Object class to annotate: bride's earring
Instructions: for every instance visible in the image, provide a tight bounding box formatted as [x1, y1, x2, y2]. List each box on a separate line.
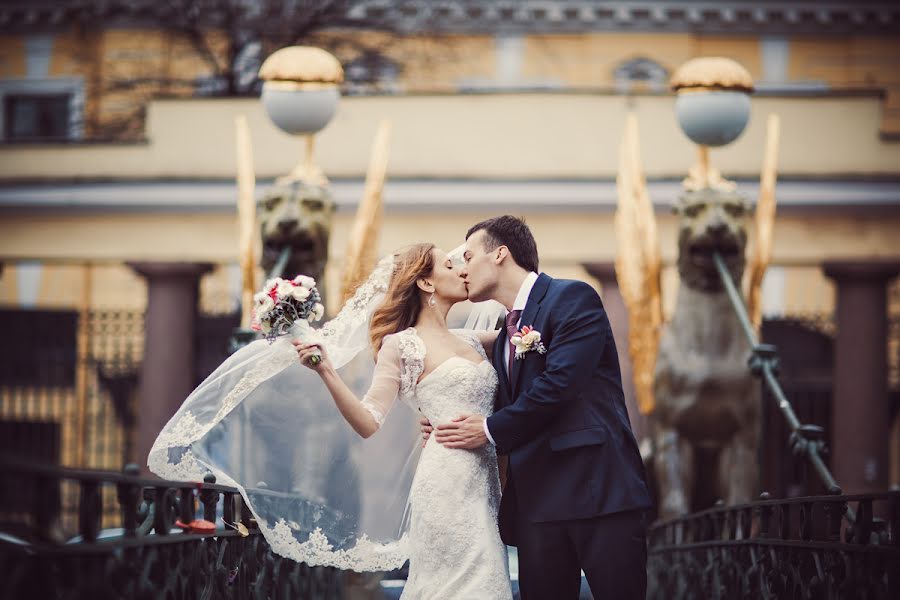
[429, 292, 436, 307]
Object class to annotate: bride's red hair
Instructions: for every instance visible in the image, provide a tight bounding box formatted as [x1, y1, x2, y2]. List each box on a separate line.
[369, 243, 435, 354]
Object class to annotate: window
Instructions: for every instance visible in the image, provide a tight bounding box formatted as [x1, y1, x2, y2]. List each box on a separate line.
[3, 93, 72, 141]
[0, 309, 77, 387]
[0, 78, 84, 142]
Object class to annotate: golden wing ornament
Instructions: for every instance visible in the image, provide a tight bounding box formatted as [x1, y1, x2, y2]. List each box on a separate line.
[340, 119, 392, 304]
[614, 113, 663, 415]
[745, 114, 780, 332]
[235, 115, 258, 329]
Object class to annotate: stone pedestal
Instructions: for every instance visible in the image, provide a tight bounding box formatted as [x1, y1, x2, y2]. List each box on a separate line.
[582, 262, 645, 441]
[823, 260, 899, 495]
[129, 262, 213, 472]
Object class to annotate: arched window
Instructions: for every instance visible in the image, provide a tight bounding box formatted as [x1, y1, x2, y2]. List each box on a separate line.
[344, 50, 402, 94]
[613, 57, 668, 92]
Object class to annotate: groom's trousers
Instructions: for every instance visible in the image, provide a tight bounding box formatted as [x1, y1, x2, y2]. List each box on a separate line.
[512, 482, 648, 600]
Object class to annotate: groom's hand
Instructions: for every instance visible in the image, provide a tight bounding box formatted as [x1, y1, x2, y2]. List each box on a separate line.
[435, 414, 487, 449]
[419, 416, 433, 448]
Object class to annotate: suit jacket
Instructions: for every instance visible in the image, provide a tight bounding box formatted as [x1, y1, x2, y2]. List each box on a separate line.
[486, 273, 652, 543]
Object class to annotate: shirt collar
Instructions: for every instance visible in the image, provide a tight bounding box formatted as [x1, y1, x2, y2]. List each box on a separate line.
[512, 272, 539, 312]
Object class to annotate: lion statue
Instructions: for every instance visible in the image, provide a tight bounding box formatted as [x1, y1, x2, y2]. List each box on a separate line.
[258, 180, 335, 287]
[651, 188, 761, 519]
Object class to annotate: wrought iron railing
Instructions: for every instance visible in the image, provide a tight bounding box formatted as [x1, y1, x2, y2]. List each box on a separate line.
[647, 491, 899, 599]
[711, 252, 842, 498]
[0, 456, 342, 599]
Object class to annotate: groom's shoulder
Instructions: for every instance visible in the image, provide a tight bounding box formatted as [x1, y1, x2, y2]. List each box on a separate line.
[546, 276, 598, 298]
[541, 277, 601, 310]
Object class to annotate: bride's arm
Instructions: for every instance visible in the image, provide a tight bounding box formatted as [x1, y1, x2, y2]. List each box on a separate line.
[295, 336, 402, 439]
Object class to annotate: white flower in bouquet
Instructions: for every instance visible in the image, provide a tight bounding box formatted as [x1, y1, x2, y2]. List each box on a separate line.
[255, 292, 275, 315]
[293, 275, 316, 289]
[313, 303, 325, 321]
[276, 279, 295, 298]
[291, 286, 311, 302]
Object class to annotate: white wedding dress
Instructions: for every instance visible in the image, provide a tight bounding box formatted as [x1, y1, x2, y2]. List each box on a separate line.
[148, 250, 512, 595]
[362, 327, 512, 600]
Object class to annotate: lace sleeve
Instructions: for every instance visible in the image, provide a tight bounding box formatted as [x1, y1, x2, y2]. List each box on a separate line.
[360, 335, 402, 428]
[396, 329, 425, 400]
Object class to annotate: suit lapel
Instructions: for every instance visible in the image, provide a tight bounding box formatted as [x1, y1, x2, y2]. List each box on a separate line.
[511, 273, 551, 398]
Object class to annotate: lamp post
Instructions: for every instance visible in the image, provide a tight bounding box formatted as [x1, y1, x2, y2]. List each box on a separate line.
[670, 57, 754, 192]
[259, 45, 344, 186]
[230, 46, 344, 354]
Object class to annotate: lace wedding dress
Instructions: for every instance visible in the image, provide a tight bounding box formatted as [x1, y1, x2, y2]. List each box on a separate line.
[365, 327, 511, 600]
[148, 249, 511, 594]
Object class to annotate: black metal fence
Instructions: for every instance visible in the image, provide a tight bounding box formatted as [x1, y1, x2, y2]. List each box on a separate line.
[0, 455, 342, 600]
[647, 491, 900, 599]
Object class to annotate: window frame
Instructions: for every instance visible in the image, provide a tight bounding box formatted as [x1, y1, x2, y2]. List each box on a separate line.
[0, 78, 84, 143]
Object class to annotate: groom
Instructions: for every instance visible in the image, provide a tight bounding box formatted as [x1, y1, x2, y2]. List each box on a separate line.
[430, 215, 652, 599]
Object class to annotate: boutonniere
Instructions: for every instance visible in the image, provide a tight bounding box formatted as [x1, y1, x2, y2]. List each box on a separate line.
[511, 326, 547, 359]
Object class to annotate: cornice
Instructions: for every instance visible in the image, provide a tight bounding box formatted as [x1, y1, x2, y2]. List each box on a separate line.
[1, 1, 898, 35]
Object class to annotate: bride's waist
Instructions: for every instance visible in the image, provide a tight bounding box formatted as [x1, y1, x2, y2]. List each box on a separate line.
[420, 439, 496, 463]
[419, 409, 492, 425]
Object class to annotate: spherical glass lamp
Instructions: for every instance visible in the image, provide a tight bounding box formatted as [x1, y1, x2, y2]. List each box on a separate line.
[258, 47, 345, 184]
[670, 57, 754, 190]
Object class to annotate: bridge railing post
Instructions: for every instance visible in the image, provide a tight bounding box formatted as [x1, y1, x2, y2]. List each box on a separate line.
[712, 252, 846, 508]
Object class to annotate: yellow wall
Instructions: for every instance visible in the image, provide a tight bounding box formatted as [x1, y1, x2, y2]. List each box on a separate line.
[521, 33, 689, 85]
[1, 93, 898, 180]
[0, 35, 26, 78]
[788, 36, 900, 134]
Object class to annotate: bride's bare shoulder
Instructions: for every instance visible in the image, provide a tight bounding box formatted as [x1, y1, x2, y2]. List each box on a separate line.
[451, 329, 500, 358]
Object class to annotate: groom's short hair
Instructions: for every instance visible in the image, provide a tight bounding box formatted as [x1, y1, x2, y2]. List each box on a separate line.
[466, 215, 539, 272]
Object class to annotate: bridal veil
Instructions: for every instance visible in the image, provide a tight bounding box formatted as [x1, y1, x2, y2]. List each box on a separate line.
[148, 246, 504, 571]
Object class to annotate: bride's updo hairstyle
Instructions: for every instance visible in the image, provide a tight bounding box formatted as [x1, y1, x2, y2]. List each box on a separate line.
[369, 243, 436, 353]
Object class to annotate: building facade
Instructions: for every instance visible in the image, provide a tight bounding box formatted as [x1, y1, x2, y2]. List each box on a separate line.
[0, 1, 898, 500]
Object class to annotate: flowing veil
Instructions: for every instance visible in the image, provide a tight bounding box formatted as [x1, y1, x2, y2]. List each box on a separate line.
[148, 246, 504, 571]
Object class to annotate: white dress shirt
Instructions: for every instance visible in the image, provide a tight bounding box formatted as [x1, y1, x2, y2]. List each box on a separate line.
[484, 271, 538, 446]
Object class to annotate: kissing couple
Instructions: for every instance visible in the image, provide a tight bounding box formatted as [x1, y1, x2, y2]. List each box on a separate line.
[294, 215, 652, 599]
[150, 215, 651, 599]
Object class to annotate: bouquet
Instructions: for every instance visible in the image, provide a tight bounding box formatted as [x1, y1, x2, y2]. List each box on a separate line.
[252, 274, 326, 364]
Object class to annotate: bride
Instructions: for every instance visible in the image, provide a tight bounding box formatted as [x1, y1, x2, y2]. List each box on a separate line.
[295, 243, 511, 599]
[148, 242, 511, 599]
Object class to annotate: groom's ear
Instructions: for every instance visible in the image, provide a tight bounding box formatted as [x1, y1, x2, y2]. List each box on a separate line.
[493, 245, 509, 265]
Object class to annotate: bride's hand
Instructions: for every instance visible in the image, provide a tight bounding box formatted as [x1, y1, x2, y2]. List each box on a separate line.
[293, 341, 331, 372]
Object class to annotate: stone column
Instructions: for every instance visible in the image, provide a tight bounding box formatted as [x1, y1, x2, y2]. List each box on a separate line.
[823, 260, 899, 495]
[582, 262, 646, 441]
[129, 262, 213, 472]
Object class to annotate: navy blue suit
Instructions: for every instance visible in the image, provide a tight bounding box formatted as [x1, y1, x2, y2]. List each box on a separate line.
[486, 273, 652, 599]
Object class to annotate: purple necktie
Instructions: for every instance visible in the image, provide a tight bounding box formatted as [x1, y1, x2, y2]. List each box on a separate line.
[505, 309, 522, 383]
